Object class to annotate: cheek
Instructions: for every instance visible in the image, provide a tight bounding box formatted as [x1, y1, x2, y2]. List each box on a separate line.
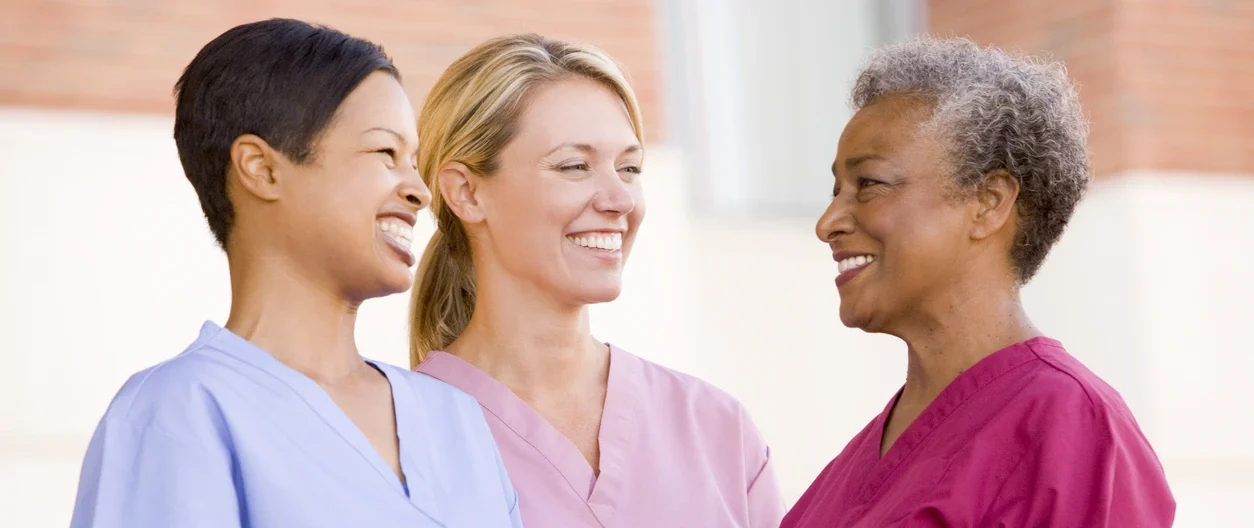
[494, 180, 581, 229]
[874, 200, 968, 279]
[533, 179, 601, 231]
[290, 168, 358, 226]
[321, 165, 390, 226]
[485, 180, 579, 258]
[490, 205, 545, 261]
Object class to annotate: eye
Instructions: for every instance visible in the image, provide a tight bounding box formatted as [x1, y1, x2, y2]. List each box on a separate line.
[375, 148, 396, 158]
[560, 162, 590, 172]
[619, 165, 641, 174]
[857, 177, 882, 189]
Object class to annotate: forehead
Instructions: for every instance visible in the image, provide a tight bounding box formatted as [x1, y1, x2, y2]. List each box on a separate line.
[324, 71, 416, 137]
[511, 77, 638, 152]
[838, 94, 936, 159]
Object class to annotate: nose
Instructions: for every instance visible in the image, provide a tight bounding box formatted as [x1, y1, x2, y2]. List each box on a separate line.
[594, 170, 636, 216]
[399, 165, 432, 211]
[815, 194, 854, 243]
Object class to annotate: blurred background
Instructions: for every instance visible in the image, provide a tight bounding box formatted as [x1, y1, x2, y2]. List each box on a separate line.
[1, 0, 1250, 526]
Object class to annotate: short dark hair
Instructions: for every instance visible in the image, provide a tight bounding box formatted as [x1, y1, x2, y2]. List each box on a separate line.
[173, 18, 399, 249]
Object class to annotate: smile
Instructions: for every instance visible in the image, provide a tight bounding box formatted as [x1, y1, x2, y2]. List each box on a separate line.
[837, 254, 875, 273]
[378, 218, 414, 249]
[378, 218, 416, 266]
[567, 232, 623, 252]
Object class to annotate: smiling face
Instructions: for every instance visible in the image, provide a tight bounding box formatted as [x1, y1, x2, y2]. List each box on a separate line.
[815, 94, 977, 332]
[470, 77, 645, 307]
[272, 71, 431, 301]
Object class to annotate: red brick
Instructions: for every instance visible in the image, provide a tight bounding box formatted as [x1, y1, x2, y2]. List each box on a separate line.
[929, 0, 1254, 177]
[0, 0, 663, 141]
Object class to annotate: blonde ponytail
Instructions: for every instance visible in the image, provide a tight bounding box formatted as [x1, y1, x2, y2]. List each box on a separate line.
[408, 222, 475, 366]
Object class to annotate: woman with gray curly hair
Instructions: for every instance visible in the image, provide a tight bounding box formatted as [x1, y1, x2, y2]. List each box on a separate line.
[781, 37, 1175, 527]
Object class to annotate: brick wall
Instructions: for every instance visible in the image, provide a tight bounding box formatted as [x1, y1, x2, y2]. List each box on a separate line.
[0, 0, 664, 141]
[928, 0, 1254, 177]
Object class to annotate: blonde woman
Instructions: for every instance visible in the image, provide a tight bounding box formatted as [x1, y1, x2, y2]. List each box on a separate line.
[409, 34, 784, 527]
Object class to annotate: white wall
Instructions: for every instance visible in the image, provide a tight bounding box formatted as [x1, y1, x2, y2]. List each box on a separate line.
[2, 107, 1251, 526]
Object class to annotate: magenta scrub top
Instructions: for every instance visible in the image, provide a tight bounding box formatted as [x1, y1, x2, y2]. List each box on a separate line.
[417, 344, 785, 528]
[781, 337, 1175, 527]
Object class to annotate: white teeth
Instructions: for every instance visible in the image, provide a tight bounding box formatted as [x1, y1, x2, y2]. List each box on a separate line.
[568, 232, 623, 252]
[838, 254, 875, 273]
[378, 219, 413, 249]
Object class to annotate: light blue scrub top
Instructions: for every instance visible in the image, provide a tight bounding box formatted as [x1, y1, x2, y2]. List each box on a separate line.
[70, 321, 524, 528]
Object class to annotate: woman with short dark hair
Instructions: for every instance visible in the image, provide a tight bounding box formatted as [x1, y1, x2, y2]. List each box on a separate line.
[70, 18, 521, 527]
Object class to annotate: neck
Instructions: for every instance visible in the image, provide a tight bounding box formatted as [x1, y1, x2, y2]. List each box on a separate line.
[893, 276, 1040, 408]
[223, 247, 366, 383]
[446, 267, 608, 398]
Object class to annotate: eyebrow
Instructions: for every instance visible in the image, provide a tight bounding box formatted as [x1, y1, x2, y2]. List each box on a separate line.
[545, 142, 643, 157]
[831, 154, 885, 176]
[362, 127, 406, 142]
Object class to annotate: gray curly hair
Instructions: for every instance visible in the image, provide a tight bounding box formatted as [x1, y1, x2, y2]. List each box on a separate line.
[852, 35, 1090, 282]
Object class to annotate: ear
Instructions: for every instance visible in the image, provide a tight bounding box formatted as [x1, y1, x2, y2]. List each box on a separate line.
[229, 134, 283, 202]
[969, 169, 1020, 241]
[437, 162, 486, 224]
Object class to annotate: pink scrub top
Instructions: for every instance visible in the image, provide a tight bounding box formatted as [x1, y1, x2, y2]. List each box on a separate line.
[417, 344, 785, 528]
[781, 337, 1175, 527]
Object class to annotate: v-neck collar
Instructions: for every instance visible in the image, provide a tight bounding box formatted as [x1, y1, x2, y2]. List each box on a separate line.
[858, 337, 1055, 503]
[417, 344, 643, 527]
[375, 361, 444, 519]
[200, 321, 443, 521]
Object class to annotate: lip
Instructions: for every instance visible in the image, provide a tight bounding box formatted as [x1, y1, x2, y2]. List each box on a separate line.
[832, 251, 875, 288]
[566, 228, 627, 236]
[382, 235, 416, 267]
[832, 251, 873, 262]
[377, 209, 417, 227]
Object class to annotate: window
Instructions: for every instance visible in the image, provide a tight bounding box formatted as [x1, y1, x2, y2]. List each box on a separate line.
[656, 0, 924, 218]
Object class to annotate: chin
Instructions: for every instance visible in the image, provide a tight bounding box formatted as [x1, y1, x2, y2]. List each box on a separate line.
[386, 269, 416, 294]
[570, 281, 623, 305]
[553, 268, 619, 302]
[363, 266, 415, 299]
[838, 302, 875, 332]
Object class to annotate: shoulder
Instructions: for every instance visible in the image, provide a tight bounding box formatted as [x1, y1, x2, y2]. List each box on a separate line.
[615, 346, 770, 462]
[1001, 339, 1164, 469]
[94, 336, 239, 446]
[1016, 339, 1142, 428]
[106, 343, 235, 424]
[620, 346, 757, 425]
[616, 346, 778, 491]
[979, 340, 1176, 525]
